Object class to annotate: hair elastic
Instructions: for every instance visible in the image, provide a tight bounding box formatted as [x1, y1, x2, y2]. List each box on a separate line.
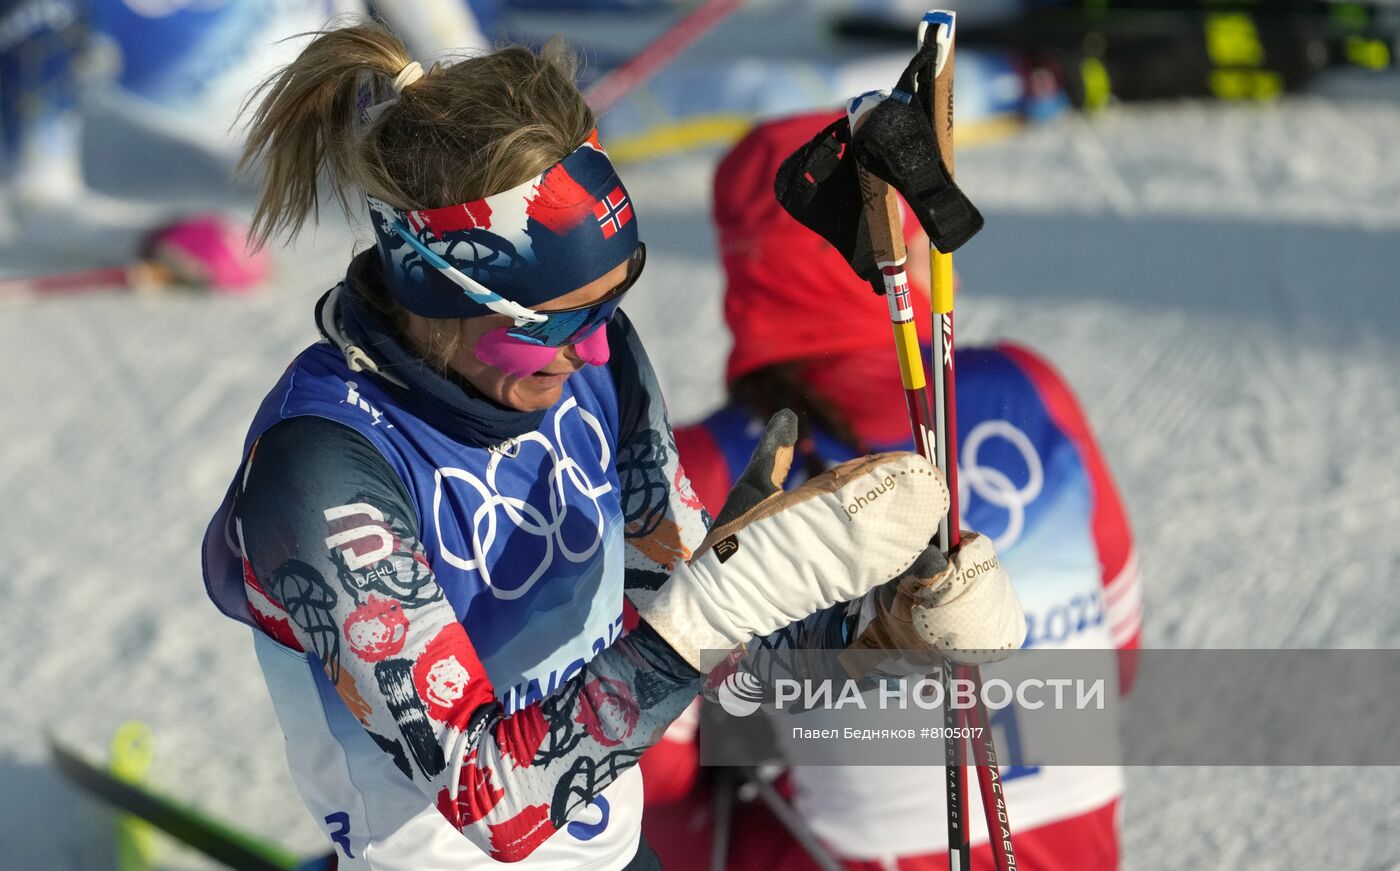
[392, 61, 424, 93]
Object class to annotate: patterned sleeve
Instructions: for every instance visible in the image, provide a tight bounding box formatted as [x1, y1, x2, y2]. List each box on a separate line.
[607, 312, 712, 607]
[236, 416, 702, 862]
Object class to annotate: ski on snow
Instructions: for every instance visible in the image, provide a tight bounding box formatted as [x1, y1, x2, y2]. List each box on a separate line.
[49, 735, 333, 871]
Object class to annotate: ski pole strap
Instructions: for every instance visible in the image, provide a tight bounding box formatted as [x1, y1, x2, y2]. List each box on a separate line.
[847, 36, 984, 253]
[849, 91, 983, 253]
[772, 97, 980, 274]
[772, 116, 880, 282]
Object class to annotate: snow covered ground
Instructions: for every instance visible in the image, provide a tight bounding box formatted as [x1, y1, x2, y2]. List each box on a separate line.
[3, 90, 1400, 869]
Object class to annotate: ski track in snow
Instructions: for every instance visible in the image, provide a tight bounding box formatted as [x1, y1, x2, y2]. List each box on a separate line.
[3, 97, 1400, 869]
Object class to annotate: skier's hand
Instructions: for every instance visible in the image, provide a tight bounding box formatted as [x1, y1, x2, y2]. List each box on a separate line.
[637, 409, 949, 672]
[848, 532, 1026, 665]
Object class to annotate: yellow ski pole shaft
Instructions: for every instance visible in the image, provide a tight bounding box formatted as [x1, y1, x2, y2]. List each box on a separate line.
[919, 10, 1019, 871]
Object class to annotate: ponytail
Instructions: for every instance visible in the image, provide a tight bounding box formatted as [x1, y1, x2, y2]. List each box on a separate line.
[239, 23, 415, 249]
[239, 22, 594, 251]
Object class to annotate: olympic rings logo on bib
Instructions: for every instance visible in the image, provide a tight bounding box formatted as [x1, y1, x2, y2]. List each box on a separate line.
[431, 398, 614, 600]
[958, 419, 1044, 552]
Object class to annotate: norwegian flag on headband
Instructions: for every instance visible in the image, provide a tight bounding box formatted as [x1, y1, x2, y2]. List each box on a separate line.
[366, 130, 640, 318]
[593, 187, 633, 240]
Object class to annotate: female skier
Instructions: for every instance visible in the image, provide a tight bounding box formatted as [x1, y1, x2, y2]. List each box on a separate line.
[200, 24, 1025, 869]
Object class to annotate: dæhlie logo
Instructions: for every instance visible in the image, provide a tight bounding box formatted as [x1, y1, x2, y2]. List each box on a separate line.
[716, 670, 765, 718]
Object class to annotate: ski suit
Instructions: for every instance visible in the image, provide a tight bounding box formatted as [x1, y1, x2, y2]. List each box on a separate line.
[202, 259, 715, 869]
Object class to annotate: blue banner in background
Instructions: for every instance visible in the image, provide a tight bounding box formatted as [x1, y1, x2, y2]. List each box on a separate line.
[89, 0, 339, 106]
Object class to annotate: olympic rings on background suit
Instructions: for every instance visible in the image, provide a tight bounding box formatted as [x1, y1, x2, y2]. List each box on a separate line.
[959, 419, 1043, 552]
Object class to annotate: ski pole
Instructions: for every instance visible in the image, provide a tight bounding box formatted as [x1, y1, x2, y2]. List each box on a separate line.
[585, 0, 748, 115]
[0, 263, 167, 302]
[917, 11, 1018, 871]
[848, 141, 979, 871]
[846, 142, 935, 468]
[737, 767, 843, 871]
[708, 766, 736, 871]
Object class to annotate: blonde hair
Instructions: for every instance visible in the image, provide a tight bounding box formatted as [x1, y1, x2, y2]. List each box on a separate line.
[238, 22, 594, 365]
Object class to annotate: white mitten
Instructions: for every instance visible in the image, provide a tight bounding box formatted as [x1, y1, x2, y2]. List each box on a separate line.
[637, 410, 949, 672]
[908, 532, 1026, 663]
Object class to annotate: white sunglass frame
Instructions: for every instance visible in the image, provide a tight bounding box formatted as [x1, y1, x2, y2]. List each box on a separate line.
[389, 220, 547, 325]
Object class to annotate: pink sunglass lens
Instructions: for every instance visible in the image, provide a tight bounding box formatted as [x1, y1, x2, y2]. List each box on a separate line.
[475, 328, 560, 379]
[573, 325, 610, 366]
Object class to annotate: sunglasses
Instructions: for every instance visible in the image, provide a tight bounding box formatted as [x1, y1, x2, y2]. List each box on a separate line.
[504, 243, 646, 348]
[390, 220, 645, 349]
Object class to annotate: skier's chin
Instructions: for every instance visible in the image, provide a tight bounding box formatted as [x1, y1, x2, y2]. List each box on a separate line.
[502, 371, 573, 411]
